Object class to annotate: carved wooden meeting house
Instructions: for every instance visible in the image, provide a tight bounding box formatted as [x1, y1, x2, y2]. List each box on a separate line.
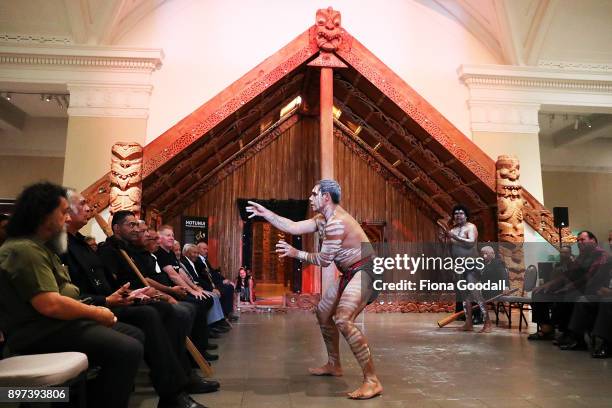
[82, 8, 572, 310]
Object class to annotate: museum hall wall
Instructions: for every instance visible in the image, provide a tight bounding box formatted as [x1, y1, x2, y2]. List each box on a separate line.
[0, 117, 67, 198]
[543, 171, 612, 245]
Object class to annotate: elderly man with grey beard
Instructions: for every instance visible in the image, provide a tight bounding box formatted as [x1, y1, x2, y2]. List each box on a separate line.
[0, 182, 143, 408]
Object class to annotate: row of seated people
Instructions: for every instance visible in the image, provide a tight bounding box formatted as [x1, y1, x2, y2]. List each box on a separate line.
[528, 231, 612, 359]
[0, 182, 233, 408]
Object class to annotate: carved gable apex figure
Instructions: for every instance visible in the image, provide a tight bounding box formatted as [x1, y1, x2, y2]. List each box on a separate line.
[315, 7, 344, 52]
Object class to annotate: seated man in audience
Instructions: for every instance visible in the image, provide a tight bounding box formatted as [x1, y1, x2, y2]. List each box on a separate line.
[479, 246, 508, 300]
[100, 213, 218, 361]
[196, 239, 238, 321]
[65, 191, 217, 405]
[182, 244, 230, 334]
[529, 245, 576, 341]
[152, 226, 223, 347]
[560, 233, 610, 353]
[174, 240, 182, 259]
[0, 182, 143, 408]
[131, 226, 220, 350]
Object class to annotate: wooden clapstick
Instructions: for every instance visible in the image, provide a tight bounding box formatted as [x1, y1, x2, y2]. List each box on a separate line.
[93, 213, 214, 377]
[437, 288, 519, 328]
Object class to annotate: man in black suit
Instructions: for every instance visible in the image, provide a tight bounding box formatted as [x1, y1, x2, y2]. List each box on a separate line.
[181, 244, 230, 334]
[196, 240, 237, 321]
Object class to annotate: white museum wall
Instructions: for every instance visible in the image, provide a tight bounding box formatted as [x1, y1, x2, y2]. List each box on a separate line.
[115, 0, 501, 144]
[0, 117, 67, 198]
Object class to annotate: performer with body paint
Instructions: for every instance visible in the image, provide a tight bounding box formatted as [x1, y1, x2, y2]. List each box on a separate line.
[448, 204, 491, 333]
[246, 179, 383, 399]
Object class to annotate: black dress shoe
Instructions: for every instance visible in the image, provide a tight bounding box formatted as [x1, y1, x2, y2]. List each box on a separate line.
[204, 351, 218, 361]
[186, 377, 220, 394]
[210, 325, 230, 334]
[591, 337, 610, 359]
[559, 338, 587, 351]
[228, 314, 239, 322]
[208, 331, 220, 339]
[206, 343, 218, 350]
[158, 392, 207, 408]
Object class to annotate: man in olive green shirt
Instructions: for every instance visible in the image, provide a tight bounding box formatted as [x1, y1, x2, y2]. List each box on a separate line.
[0, 182, 143, 408]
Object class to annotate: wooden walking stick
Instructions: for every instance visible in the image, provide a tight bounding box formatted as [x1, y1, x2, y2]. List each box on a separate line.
[437, 287, 519, 328]
[94, 213, 214, 377]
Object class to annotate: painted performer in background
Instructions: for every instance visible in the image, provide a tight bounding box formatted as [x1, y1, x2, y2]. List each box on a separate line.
[246, 179, 383, 399]
[448, 204, 491, 333]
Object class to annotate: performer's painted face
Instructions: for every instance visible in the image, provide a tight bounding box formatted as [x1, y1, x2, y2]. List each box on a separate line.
[453, 209, 467, 225]
[309, 185, 326, 212]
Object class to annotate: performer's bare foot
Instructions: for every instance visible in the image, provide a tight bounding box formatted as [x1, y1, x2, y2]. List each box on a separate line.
[478, 321, 492, 333]
[347, 378, 383, 399]
[308, 363, 343, 377]
[458, 324, 473, 331]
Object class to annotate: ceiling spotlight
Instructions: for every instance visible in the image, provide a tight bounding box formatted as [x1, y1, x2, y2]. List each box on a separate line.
[45, 95, 52, 102]
[585, 119, 592, 128]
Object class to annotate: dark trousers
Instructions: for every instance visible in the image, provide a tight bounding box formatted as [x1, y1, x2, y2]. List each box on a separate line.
[113, 304, 188, 398]
[592, 302, 612, 343]
[20, 320, 143, 408]
[531, 291, 574, 332]
[181, 295, 213, 351]
[219, 283, 234, 316]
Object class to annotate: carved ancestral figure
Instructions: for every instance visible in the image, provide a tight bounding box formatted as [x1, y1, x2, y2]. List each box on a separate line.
[109, 142, 143, 217]
[496, 155, 525, 290]
[496, 155, 524, 242]
[315, 7, 343, 52]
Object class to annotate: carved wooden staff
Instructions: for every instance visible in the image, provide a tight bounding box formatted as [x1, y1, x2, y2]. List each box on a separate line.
[94, 213, 214, 377]
[437, 288, 519, 328]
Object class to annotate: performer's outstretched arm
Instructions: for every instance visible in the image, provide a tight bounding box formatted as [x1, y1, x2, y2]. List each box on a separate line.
[246, 201, 317, 235]
[276, 219, 345, 267]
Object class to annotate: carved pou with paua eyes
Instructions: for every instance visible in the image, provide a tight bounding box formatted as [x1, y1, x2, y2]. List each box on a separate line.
[109, 142, 143, 216]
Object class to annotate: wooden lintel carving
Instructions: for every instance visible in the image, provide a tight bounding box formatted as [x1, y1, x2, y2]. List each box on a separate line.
[82, 175, 111, 215]
[307, 52, 347, 68]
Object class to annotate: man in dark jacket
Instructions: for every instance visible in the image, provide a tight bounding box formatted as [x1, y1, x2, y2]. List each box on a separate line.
[196, 240, 237, 321]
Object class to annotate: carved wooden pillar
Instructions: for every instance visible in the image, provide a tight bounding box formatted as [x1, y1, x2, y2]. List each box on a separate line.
[109, 142, 143, 219]
[496, 155, 525, 293]
[307, 7, 348, 294]
[320, 67, 334, 178]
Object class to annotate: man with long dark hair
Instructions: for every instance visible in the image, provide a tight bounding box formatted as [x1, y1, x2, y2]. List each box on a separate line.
[0, 182, 143, 408]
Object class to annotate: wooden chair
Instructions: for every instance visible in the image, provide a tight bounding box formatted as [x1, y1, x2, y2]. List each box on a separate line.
[495, 265, 538, 331]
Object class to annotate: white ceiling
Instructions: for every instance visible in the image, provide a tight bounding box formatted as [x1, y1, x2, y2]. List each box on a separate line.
[430, 0, 612, 66]
[0, 0, 166, 45]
